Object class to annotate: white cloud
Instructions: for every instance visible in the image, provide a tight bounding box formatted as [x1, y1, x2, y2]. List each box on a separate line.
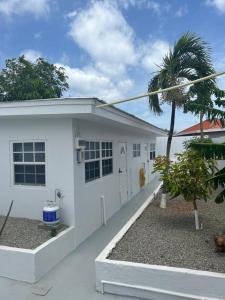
[57, 64, 133, 100]
[0, 0, 50, 18]
[21, 49, 42, 63]
[117, 0, 164, 14]
[65, 1, 169, 100]
[65, 10, 77, 19]
[175, 5, 188, 17]
[206, 0, 225, 13]
[69, 0, 137, 76]
[140, 40, 170, 72]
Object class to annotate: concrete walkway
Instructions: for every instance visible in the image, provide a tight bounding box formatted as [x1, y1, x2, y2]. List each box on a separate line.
[0, 178, 160, 300]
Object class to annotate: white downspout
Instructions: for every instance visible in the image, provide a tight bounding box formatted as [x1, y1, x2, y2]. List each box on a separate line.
[101, 195, 107, 226]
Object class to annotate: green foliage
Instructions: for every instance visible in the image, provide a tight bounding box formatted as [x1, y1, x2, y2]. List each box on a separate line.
[152, 155, 171, 184]
[188, 140, 225, 203]
[153, 149, 217, 203]
[0, 56, 69, 101]
[189, 142, 225, 160]
[184, 137, 213, 149]
[148, 32, 213, 114]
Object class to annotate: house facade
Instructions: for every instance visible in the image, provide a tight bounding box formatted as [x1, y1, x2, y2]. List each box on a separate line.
[0, 98, 166, 247]
[176, 119, 225, 142]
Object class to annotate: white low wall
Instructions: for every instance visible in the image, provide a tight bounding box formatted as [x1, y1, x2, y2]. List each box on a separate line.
[95, 186, 225, 300]
[0, 226, 75, 283]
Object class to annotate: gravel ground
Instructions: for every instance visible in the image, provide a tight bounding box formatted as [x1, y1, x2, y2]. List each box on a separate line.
[0, 216, 67, 249]
[109, 191, 225, 273]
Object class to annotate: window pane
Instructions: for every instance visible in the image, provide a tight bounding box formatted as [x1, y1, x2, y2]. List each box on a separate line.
[24, 143, 33, 152]
[13, 153, 23, 162]
[90, 151, 95, 159]
[85, 161, 100, 182]
[13, 143, 22, 152]
[25, 165, 35, 173]
[36, 165, 45, 173]
[102, 159, 113, 176]
[25, 174, 35, 184]
[35, 142, 45, 151]
[90, 142, 95, 150]
[35, 153, 45, 162]
[14, 165, 24, 173]
[15, 173, 25, 184]
[85, 151, 89, 160]
[36, 174, 45, 184]
[24, 153, 34, 162]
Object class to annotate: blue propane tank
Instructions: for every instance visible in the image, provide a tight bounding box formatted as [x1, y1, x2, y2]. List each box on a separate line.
[43, 201, 60, 225]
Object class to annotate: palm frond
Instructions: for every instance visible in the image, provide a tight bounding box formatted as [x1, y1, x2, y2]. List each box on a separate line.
[190, 143, 225, 160]
[148, 75, 163, 114]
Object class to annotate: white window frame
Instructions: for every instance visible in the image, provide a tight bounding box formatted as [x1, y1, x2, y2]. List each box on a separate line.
[80, 140, 113, 183]
[101, 142, 113, 177]
[133, 143, 141, 157]
[150, 143, 156, 160]
[11, 140, 46, 187]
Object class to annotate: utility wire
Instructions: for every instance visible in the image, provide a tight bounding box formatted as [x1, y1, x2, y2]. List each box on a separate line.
[96, 70, 225, 108]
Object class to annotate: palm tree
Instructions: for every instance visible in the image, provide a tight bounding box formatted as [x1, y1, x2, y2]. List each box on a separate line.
[185, 81, 225, 138]
[148, 32, 213, 207]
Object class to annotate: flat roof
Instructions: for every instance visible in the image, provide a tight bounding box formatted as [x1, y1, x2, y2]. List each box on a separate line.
[0, 97, 167, 136]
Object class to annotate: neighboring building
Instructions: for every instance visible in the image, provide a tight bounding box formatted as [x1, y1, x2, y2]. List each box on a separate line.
[0, 98, 166, 247]
[176, 119, 225, 141]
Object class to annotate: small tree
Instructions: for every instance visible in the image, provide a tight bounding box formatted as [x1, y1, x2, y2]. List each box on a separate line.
[153, 150, 217, 230]
[0, 56, 69, 101]
[148, 32, 213, 208]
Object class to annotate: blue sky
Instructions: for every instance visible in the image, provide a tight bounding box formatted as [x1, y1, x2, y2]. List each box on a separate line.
[0, 0, 225, 131]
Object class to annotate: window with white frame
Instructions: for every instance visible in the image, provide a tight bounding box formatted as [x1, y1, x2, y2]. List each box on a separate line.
[133, 143, 141, 157]
[102, 142, 113, 176]
[80, 140, 113, 182]
[12, 142, 46, 185]
[150, 143, 156, 160]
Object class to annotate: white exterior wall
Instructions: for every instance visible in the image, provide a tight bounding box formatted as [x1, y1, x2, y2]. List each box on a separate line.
[0, 118, 75, 226]
[73, 119, 157, 246]
[0, 115, 162, 248]
[156, 135, 225, 170]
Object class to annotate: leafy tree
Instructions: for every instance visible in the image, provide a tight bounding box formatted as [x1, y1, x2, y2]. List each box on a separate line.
[0, 56, 69, 101]
[184, 84, 225, 138]
[189, 141, 225, 204]
[148, 32, 213, 207]
[153, 150, 217, 230]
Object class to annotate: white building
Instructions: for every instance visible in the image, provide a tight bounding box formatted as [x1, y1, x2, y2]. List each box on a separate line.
[0, 97, 166, 247]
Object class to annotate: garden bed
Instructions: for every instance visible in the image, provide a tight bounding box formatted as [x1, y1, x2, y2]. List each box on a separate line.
[0, 216, 67, 249]
[109, 191, 225, 273]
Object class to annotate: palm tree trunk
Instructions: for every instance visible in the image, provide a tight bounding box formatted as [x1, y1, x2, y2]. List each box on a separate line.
[166, 100, 176, 158]
[193, 198, 200, 230]
[200, 112, 204, 139]
[160, 100, 176, 209]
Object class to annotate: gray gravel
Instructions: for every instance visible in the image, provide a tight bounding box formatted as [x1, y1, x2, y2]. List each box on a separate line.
[109, 191, 225, 273]
[0, 216, 67, 249]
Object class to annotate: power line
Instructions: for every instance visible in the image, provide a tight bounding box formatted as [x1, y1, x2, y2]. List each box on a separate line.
[96, 70, 225, 108]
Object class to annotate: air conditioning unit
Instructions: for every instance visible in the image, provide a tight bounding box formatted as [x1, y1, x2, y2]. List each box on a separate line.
[75, 138, 86, 164]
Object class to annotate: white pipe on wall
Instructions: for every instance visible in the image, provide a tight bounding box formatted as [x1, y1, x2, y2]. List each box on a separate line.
[101, 195, 107, 226]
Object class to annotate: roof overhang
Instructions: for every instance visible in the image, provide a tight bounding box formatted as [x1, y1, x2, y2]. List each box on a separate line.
[0, 98, 167, 137]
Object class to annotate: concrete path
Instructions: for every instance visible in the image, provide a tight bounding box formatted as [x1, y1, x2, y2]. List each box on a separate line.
[0, 178, 160, 300]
